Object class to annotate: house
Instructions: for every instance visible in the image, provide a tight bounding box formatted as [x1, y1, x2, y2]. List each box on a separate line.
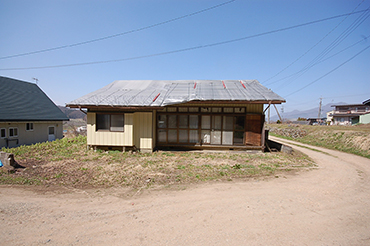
[326, 110, 334, 125]
[307, 117, 326, 125]
[67, 80, 285, 152]
[0, 76, 69, 148]
[329, 99, 370, 125]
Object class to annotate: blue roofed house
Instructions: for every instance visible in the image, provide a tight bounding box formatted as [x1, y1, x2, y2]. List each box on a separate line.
[0, 76, 69, 148]
[67, 80, 285, 152]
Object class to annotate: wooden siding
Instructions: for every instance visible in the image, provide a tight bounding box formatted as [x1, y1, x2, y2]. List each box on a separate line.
[245, 114, 264, 146]
[134, 112, 153, 151]
[87, 113, 133, 146]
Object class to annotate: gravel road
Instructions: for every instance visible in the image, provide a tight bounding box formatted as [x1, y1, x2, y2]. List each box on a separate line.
[1, 137, 369, 245]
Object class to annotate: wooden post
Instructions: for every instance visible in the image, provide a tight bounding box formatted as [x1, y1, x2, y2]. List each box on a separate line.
[274, 104, 283, 123]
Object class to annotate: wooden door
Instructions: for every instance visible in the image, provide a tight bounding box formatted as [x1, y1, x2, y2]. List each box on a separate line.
[245, 114, 264, 146]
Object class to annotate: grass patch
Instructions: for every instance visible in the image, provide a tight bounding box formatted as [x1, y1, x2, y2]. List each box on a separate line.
[268, 124, 370, 158]
[0, 136, 315, 189]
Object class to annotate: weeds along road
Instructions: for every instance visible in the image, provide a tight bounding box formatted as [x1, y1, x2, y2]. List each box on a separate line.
[1, 137, 370, 245]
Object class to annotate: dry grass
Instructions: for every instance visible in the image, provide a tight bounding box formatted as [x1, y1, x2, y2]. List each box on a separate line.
[1, 136, 315, 190]
[268, 123, 370, 158]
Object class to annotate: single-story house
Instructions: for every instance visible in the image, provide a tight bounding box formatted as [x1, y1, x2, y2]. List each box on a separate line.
[67, 80, 285, 152]
[329, 100, 370, 125]
[0, 76, 69, 148]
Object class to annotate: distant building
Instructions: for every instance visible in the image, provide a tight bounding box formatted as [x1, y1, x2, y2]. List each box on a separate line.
[326, 110, 334, 125]
[329, 99, 370, 125]
[307, 118, 326, 125]
[0, 76, 69, 148]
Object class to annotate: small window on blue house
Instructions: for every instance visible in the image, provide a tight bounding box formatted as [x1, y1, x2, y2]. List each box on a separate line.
[9, 127, 18, 138]
[0, 128, 6, 138]
[26, 123, 34, 131]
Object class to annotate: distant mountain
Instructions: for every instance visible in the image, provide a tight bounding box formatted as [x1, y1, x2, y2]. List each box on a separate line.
[270, 102, 346, 121]
[58, 106, 87, 120]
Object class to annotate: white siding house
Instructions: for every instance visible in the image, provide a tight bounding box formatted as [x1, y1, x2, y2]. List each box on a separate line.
[0, 76, 69, 148]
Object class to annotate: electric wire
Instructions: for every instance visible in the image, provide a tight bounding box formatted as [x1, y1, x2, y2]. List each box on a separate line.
[264, 34, 370, 86]
[284, 44, 370, 98]
[263, 0, 366, 84]
[1, 9, 368, 71]
[268, 9, 370, 89]
[0, 0, 236, 60]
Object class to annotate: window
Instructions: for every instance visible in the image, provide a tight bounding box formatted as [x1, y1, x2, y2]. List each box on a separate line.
[97, 114, 110, 130]
[1, 128, 6, 138]
[212, 107, 222, 113]
[235, 107, 245, 113]
[158, 115, 167, 128]
[201, 107, 211, 113]
[167, 107, 177, 112]
[223, 108, 234, 113]
[157, 106, 250, 146]
[96, 114, 124, 132]
[9, 127, 18, 138]
[49, 126, 55, 135]
[110, 115, 124, 131]
[234, 116, 245, 144]
[26, 123, 34, 131]
[189, 107, 199, 112]
[178, 107, 188, 112]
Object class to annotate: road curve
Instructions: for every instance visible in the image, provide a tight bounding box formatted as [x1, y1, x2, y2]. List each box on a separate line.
[1, 137, 370, 245]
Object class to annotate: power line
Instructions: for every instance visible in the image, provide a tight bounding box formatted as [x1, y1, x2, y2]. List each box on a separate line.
[263, 0, 366, 85]
[1, 9, 368, 71]
[266, 8, 370, 87]
[323, 93, 370, 99]
[264, 34, 370, 86]
[284, 44, 370, 98]
[0, 0, 236, 60]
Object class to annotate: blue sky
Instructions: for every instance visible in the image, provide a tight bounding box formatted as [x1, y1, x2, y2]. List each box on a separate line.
[1, 0, 369, 118]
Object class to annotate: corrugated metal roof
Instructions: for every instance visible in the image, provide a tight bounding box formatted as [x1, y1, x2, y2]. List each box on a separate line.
[67, 80, 285, 107]
[0, 76, 69, 121]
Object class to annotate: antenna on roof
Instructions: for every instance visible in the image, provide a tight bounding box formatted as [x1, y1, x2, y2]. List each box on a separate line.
[32, 77, 38, 84]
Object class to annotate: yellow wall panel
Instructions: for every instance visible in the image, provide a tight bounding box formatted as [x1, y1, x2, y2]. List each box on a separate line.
[134, 112, 153, 151]
[87, 112, 133, 146]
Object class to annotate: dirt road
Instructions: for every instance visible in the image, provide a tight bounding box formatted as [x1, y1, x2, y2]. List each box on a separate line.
[1, 137, 370, 245]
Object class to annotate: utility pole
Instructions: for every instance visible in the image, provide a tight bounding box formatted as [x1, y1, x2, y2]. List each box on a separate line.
[318, 97, 323, 122]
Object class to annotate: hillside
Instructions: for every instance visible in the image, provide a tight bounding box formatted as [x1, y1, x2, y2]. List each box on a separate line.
[267, 123, 370, 158]
[58, 106, 86, 120]
[270, 102, 346, 121]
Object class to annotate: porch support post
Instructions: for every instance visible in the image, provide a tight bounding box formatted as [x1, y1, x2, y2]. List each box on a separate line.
[273, 104, 283, 123]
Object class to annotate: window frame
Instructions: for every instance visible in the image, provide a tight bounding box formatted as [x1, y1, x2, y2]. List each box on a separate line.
[157, 106, 247, 146]
[48, 126, 55, 135]
[9, 127, 18, 138]
[26, 123, 34, 131]
[96, 113, 125, 132]
[0, 128, 6, 139]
